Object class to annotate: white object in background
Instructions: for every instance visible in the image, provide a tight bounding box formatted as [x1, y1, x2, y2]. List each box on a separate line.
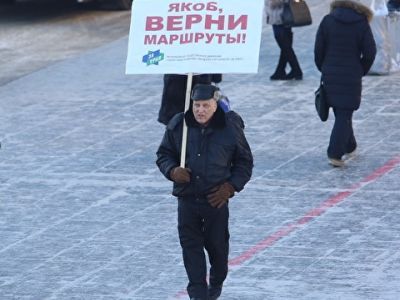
[388, 12, 400, 73]
[369, 14, 391, 74]
[371, 0, 389, 16]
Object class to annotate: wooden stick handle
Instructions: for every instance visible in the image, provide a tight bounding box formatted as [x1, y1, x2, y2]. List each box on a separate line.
[180, 73, 193, 167]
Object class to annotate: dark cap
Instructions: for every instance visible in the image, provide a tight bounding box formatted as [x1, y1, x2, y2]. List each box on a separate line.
[191, 84, 220, 101]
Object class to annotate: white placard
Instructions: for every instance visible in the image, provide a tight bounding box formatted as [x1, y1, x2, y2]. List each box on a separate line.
[126, 0, 264, 74]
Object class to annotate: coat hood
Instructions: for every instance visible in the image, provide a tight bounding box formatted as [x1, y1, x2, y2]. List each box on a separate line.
[330, 0, 374, 23]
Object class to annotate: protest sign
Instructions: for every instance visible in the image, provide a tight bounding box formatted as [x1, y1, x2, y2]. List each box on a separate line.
[126, 0, 264, 74]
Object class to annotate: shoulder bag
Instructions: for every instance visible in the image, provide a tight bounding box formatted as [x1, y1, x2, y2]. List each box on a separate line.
[281, 0, 312, 27]
[315, 81, 329, 122]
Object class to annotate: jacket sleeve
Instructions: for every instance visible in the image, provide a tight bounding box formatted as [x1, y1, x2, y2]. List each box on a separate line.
[360, 24, 377, 75]
[156, 127, 180, 181]
[226, 111, 245, 129]
[314, 19, 326, 72]
[228, 125, 253, 192]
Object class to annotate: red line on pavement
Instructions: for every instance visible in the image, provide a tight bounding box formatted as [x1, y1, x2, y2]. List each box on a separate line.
[175, 155, 400, 298]
[229, 155, 400, 267]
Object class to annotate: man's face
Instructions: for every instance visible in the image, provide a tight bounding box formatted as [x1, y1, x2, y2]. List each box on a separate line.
[192, 98, 217, 125]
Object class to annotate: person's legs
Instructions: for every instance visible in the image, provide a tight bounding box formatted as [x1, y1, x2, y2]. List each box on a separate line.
[178, 199, 208, 299]
[345, 117, 357, 155]
[271, 25, 288, 80]
[271, 26, 302, 80]
[283, 27, 303, 79]
[203, 204, 229, 299]
[327, 108, 355, 165]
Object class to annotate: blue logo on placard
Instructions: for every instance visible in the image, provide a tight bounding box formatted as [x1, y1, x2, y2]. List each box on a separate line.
[142, 50, 164, 66]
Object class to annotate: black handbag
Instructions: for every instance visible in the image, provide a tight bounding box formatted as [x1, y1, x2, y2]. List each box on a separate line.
[281, 0, 312, 27]
[315, 81, 329, 122]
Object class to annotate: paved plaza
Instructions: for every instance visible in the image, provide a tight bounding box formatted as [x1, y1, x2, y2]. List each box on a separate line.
[1, 1, 400, 299]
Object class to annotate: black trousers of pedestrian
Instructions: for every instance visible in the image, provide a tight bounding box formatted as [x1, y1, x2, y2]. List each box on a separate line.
[177, 198, 229, 299]
[328, 108, 357, 160]
[272, 25, 302, 75]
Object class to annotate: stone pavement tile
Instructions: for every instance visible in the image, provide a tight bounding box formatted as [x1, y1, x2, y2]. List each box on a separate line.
[1, 1, 400, 299]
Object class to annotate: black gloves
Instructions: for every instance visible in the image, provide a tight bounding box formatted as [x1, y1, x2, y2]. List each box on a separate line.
[207, 182, 235, 208]
[170, 167, 191, 183]
[170, 169, 235, 208]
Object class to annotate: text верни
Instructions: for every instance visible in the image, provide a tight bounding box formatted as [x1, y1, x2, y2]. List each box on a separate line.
[143, 2, 248, 45]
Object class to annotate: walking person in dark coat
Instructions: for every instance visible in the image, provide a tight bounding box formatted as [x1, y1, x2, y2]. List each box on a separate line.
[265, 0, 303, 80]
[314, 0, 376, 167]
[156, 84, 253, 299]
[158, 74, 222, 125]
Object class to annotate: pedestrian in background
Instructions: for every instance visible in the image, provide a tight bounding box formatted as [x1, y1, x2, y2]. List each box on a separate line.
[156, 84, 253, 300]
[265, 0, 303, 80]
[387, 0, 400, 11]
[314, 0, 376, 167]
[158, 74, 222, 125]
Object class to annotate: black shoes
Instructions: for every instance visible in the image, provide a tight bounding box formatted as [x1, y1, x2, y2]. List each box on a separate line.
[286, 71, 303, 80]
[270, 72, 287, 80]
[270, 71, 303, 81]
[208, 285, 222, 300]
[189, 284, 222, 299]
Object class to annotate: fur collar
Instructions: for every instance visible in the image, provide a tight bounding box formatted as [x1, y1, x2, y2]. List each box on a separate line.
[185, 105, 226, 129]
[331, 0, 374, 22]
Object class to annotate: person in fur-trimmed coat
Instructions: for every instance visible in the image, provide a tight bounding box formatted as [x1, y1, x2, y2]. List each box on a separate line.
[314, 0, 376, 167]
[265, 0, 303, 80]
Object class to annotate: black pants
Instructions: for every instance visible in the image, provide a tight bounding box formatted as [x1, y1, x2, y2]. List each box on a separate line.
[328, 108, 357, 160]
[272, 25, 302, 75]
[177, 198, 229, 299]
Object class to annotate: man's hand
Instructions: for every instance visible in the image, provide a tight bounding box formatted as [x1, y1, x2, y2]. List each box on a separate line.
[170, 167, 191, 183]
[207, 182, 235, 208]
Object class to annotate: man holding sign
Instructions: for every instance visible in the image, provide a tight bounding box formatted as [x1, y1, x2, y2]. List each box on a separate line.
[156, 84, 253, 299]
[127, 0, 262, 297]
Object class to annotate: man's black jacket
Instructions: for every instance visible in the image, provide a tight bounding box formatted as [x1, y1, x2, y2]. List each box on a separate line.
[156, 107, 253, 198]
